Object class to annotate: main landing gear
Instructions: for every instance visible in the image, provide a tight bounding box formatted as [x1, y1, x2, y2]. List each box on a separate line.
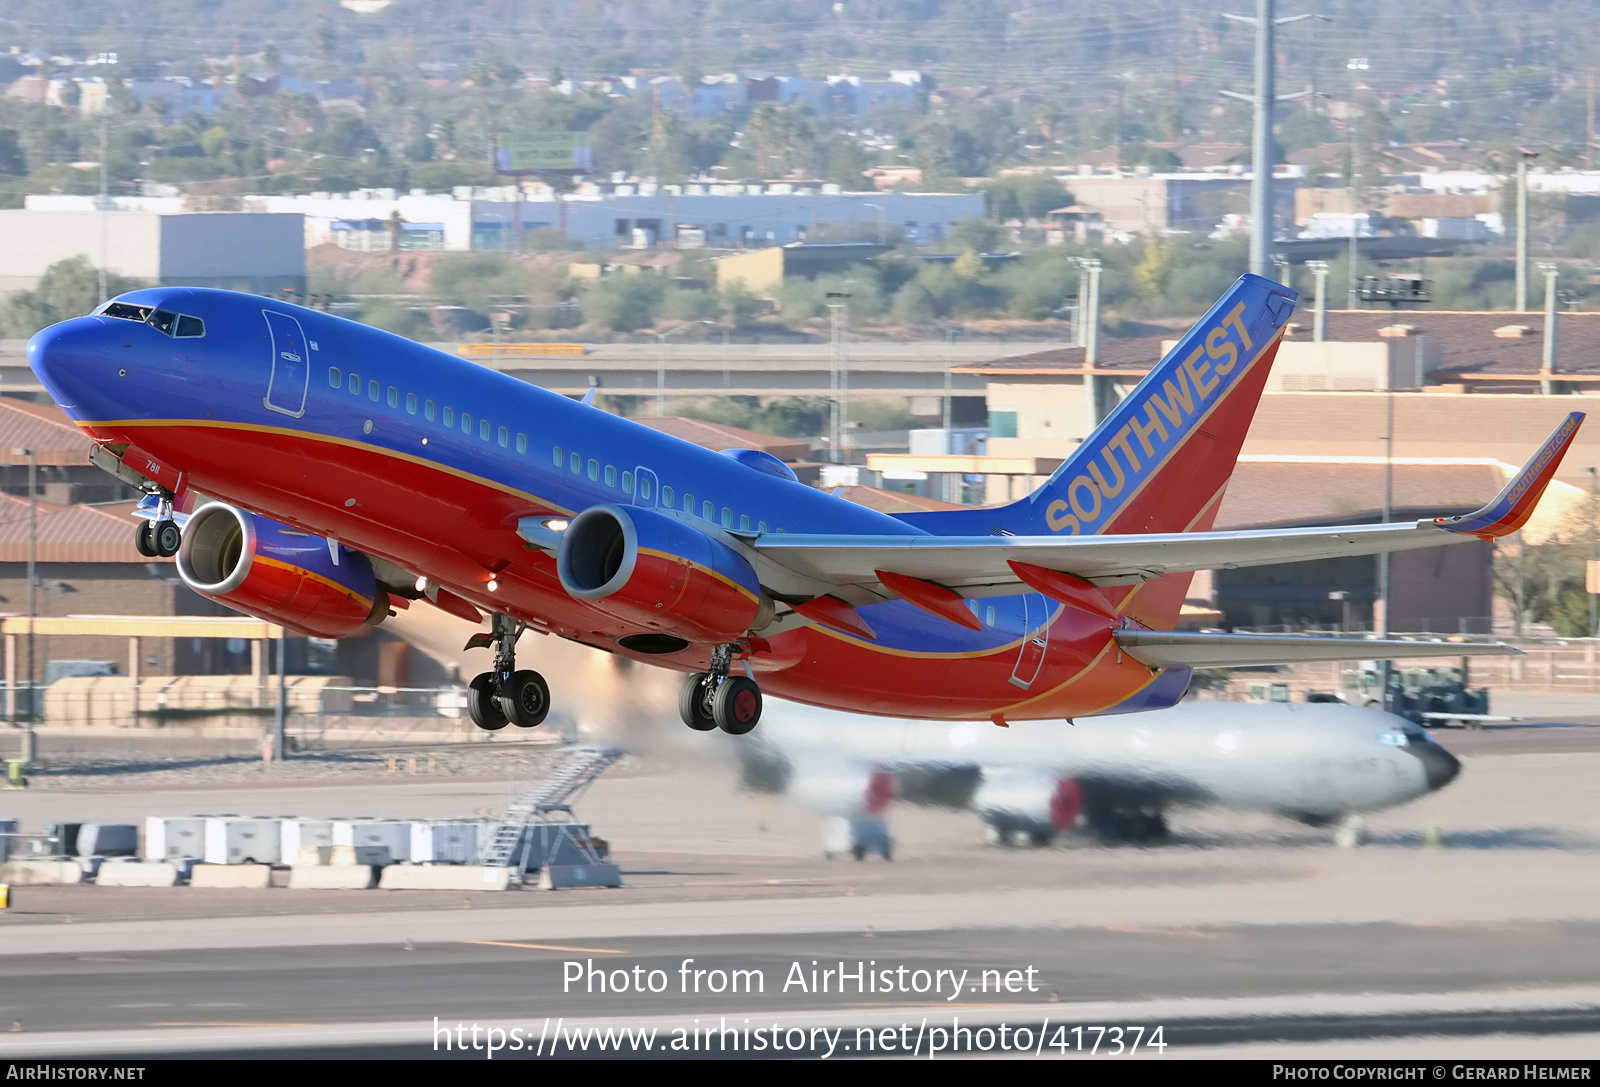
[678, 643, 763, 735]
[466, 614, 550, 732]
[132, 493, 181, 558]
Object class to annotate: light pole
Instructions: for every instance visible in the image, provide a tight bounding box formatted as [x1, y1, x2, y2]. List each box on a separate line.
[861, 201, 887, 246]
[10, 447, 35, 726]
[1307, 260, 1329, 341]
[1516, 150, 1539, 312]
[1346, 57, 1368, 309]
[1540, 262, 1559, 394]
[825, 291, 852, 463]
[655, 320, 715, 416]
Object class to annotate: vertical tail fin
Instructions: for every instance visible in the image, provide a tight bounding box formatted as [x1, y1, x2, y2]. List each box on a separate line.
[921, 273, 1294, 539]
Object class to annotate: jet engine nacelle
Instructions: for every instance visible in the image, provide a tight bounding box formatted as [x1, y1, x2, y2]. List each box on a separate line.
[176, 502, 389, 638]
[557, 503, 767, 646]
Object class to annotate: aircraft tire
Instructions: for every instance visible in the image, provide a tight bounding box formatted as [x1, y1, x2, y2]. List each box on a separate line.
[153, 520, 182, 557]
[714, 676, 763, 735]
[499, 670, 549, 728]
[134, 521, 157, 558]
[468, 674, 509, 731]
[678, 673, 717, 731]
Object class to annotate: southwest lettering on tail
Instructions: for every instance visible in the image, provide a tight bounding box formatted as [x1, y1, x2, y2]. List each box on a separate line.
[1038, 288, 1289, 538]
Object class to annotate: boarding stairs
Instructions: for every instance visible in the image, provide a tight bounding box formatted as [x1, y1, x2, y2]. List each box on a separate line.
[481, 745, 623, 868]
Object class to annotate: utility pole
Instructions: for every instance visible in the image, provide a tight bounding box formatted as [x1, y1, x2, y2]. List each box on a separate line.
[1540, 262, 1559, 394]
[97, 114, 109, 304]
[11, 448, 37, 725]
[1307, 260, 1329, 341]
[274, 628, 287, 761]
[1076, 258, 1104, 429]
[1222, 1, 1314, 277]
[826, 292, 851, 464]
[1590, 467, 1598, 638]
[1377, 387, 1394, 707]
[1516, 150, 1538, 312]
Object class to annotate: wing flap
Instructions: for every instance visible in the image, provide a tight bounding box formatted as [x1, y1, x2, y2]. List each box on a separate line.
[1113, 630, 1520, 669]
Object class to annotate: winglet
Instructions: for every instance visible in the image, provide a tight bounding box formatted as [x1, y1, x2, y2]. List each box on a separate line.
[1437, 411, 1585, 539]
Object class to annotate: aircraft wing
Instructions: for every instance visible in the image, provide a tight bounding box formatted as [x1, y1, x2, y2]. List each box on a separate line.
[1111, 631, 1520, 668]
[751, 412, 1582, 604]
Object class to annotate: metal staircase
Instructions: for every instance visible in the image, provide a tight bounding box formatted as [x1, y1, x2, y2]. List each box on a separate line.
[481, 746, 623, 868]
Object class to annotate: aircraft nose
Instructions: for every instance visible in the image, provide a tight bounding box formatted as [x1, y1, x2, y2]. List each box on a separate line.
[27, 317, 115, 404]
[1410, 737, 1462, 791]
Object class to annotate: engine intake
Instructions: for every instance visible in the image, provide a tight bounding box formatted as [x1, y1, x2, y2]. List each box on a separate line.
[557, 503, 767, 645]
[176, 503, 388, 638]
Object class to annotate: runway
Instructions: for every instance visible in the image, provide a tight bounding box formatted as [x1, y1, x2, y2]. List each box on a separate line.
[3, 703, 1600, 1058]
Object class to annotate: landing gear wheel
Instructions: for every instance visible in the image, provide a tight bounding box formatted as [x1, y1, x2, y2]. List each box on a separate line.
[467, 673, 508, 731]
[678, 673, 717, 731]
[713, 675, 763, 735]
[133, 520, 157, 558]
[499, 669, 549, 728]
[153, 519, 181, 557]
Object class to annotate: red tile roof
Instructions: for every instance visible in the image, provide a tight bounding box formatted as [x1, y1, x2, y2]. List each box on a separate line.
[0, 495, 161, 563]
[0, 397, 94, 467]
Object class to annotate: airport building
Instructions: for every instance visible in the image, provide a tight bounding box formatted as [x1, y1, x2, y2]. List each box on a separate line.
[243, 186, 983, 251]
[0, 198, 306, 295]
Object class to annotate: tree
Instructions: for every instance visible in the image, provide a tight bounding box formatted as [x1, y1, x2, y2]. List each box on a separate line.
[1, 257, 146, 338]
[984, 174, 1070, 222]
[0, 129, 25, 177]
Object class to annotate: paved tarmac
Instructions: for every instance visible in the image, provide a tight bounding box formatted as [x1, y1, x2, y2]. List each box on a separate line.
[2, 707, 1599, 1058]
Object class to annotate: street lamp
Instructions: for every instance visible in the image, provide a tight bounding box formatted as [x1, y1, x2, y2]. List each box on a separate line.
[825, 291, 852, 463]
[9, 447, 34, 732]
[656, 320, 717, 417]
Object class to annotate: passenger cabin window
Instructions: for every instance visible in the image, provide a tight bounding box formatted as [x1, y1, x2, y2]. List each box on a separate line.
[349, 374, 360, 395]
[570, 453, 581, 474]
[368, 381, 379, 402]
[638, 475, 654, 501]
[175, 315, 205, 338]
[443, 407, 455, 427]
[703, 500, 714, 521]
[328, 367, 341, 387]
[517, 434, 528, 454]
[406, 394, 418, 414]
[758, 521, 768, 534]
[740, 514, 751, 532]
[498, 427, 509, 448]
[622, 471, 634, 493]
[552, 446, 563, 467]
[387, 387, 399, 408]
[425, 400, 436, 421]
[462, 413, 473, 434]
[604, 465, 616, 486]
[721, 508, 733, 528]
[587, 459, 599, 481]
[985, 606, 997, 627]
[683, 493, 694, 513]
[480, 419, 491, 441]
[662, 485, 675, 506]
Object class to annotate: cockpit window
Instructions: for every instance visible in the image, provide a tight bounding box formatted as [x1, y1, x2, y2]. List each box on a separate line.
[148, 310, 179, 335]
[175, 315, 205, 338]
[100, 302, 153, 322]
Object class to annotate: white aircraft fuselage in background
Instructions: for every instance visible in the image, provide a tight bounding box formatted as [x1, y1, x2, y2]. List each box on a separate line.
[735, 699, 1462, 853]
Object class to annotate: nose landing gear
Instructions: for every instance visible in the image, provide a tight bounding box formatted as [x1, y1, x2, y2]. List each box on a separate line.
[678, 643, 763, 735]
[467, 614, 550, 731]
[132, 493, 181, 558]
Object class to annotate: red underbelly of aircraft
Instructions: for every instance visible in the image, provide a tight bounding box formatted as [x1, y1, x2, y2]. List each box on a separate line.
[87, 420, 1164, 721]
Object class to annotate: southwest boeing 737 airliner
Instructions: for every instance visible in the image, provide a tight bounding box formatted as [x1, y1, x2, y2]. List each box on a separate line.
[25, 274, 1575, 736]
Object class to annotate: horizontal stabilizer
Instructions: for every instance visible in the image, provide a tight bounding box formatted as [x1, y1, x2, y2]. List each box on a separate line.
[1113, 630, 1520, 669]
